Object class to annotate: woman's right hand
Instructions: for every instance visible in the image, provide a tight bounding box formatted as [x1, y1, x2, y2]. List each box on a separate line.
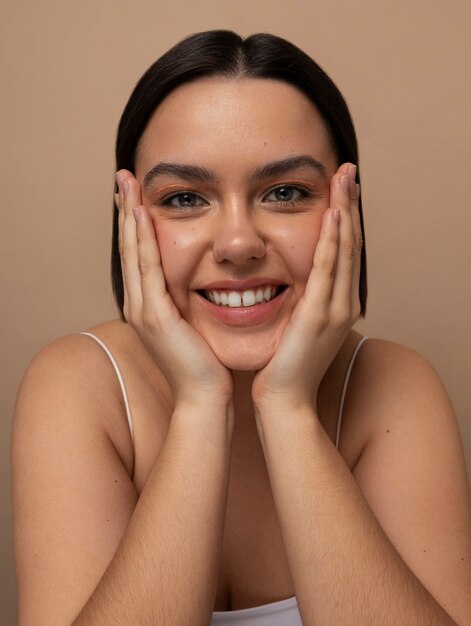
[116, 169, 233, 408]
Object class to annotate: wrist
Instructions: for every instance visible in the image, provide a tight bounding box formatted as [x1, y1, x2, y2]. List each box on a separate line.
[173, 395, 235, 431]
[254, 402, 320, 456]
[253, 392, 318, 422]
[255, 401, 317, 421]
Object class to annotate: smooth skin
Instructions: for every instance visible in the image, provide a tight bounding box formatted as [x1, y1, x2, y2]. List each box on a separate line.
[12, 77, 471, 625]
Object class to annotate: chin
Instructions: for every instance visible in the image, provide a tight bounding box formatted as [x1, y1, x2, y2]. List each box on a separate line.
[207, 336, 276, 372]
[217, 351, 272, 372]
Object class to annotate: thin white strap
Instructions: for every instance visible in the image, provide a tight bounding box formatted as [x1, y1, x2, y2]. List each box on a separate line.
[335, 336, 368, 450]
[80, 332, 134, 444]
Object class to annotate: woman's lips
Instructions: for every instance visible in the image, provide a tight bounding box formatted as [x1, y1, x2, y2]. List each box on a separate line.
[195, 286, 288, 327]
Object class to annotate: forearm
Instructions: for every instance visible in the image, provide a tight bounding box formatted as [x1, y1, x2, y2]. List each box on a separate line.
[73, 401, 233, 626]
[256, 408, 456, 626]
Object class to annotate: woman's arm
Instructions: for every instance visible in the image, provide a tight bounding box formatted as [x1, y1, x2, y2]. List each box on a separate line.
[13, 165, 234, 625]
[255, 340, 470, 625]
[251, 164, 471, 624]
[12, 336, 233, 626]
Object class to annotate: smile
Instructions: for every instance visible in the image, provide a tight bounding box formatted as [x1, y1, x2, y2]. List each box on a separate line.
[202, 285, 286, 308]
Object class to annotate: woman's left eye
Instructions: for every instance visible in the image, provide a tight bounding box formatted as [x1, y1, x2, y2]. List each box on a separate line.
[263, 185, 313, 205]
[161, 192, 207, 209]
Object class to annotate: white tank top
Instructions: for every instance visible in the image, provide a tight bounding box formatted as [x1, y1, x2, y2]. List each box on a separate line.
[80, 331, 368, 625]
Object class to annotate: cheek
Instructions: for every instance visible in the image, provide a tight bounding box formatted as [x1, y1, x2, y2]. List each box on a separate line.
[151, 217, 201, 306]
[271, 215, 324, 285]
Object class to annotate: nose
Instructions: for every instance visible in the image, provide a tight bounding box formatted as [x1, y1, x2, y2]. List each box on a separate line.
[212, 205, 266, 265]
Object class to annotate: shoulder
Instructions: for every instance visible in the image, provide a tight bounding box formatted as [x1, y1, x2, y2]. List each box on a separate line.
[344, 335, 456, 447]
[17, 318, 164, 402]
[14, 319, 173, 478]
[13, 320, 141, 476]
[16, 320, 133, 410]
[335, 333, 460, 470]
[345, 334, 466, 510]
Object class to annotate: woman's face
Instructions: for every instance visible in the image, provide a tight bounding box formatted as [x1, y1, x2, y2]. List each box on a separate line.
[135, 76, 338, 370]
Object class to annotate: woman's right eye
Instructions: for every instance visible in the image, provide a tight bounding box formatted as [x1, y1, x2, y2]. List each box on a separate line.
[161, 192, 207, 209]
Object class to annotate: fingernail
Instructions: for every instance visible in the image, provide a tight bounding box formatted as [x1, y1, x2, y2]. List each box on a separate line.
[340, 175, 349, 192]
[116, 171, 123, 191]
[114, 193, 119, 209]
[332, 208, 340, 224]
[348, 164, 357, 183]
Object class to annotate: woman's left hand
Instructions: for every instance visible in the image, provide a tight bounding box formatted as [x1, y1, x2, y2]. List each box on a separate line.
[252, 163, 363, 418]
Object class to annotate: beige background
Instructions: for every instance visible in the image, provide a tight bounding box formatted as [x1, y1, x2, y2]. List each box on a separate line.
[2, 0, 470, 623]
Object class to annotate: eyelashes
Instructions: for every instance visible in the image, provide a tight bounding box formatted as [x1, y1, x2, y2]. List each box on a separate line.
[160, 191, 204, 210]
[158, 184, 320, 210]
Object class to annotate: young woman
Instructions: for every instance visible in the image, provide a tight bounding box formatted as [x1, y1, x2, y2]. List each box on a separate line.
[12, 30, 471, 625]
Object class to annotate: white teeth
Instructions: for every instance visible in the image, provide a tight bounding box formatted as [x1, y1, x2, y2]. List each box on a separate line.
[205, 285, 283, 308]
[228, 291, 242, 307]
[242, 290, 256, 307]
[255, 288, 264, 303]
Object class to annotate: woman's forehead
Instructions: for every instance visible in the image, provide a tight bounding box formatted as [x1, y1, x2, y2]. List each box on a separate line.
[136, 77, 336, 177]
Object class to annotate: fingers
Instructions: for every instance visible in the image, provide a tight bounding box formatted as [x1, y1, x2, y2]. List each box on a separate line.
[329, 163, 362, 322]
[117, 170, 177, 330]
[305, 162, 362, 326]
[349, 181, 363, 319]
[116, 170, 143, 319]
[133, 205, 174, 326]
[305, 205, 340, 316]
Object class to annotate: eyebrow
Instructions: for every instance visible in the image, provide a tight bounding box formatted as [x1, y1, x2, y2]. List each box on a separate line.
[142, 154, 328, 189]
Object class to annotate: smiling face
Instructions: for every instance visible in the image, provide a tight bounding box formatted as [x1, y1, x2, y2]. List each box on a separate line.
[135, 76, 338, 371]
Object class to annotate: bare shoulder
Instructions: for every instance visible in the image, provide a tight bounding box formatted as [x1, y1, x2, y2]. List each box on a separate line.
[13, 320, 140, 475]
[354, 335, 450, 400]
[14, 319, 174, 483]
[342, 335, 459, 451]
[345, 336, 471, 623]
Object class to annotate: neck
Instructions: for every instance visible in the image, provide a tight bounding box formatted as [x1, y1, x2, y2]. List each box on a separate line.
[231, 369, 258, 430]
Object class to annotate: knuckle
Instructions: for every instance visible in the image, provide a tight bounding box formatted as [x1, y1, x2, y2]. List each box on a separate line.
[137, 257, 150, 274]
[343, 240, 356, 262]
[119, 243, 132, 264]
[318, 258, 337, 277]
[315, 249, 337, 277]
[350, 192, 359, 208]
[355, 231, 364, 252]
